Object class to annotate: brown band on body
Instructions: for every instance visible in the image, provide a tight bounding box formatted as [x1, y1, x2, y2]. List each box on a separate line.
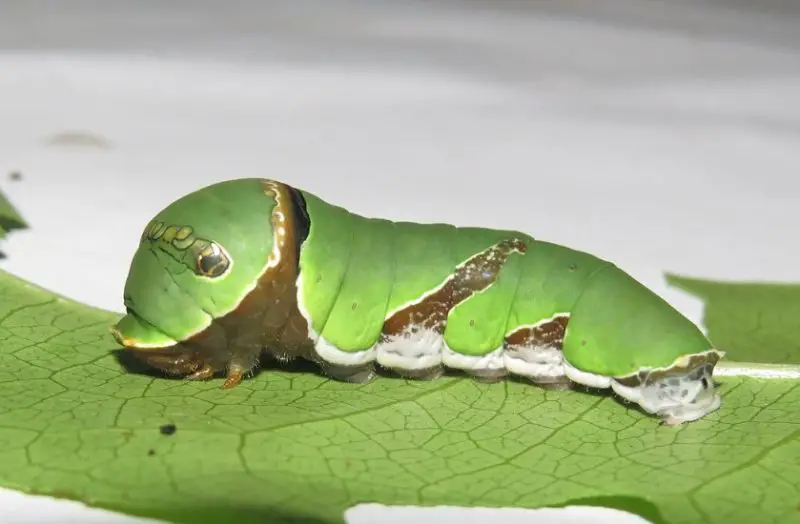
[235, 180, 315, 359]
[381, 237, 527, 339]
[504, 314, 569, 351]
[252, 182, 308, 347]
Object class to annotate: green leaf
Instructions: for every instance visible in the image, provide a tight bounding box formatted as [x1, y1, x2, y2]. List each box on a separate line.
[0, 188, 26, 238]
[0, 188, 26, 255]
[666, 274, 800, 365]
[0, 268, 798, 524]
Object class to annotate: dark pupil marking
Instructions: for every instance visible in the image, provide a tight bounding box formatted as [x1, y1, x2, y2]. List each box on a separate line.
[701, 377, 709, 389]
[197, 245, 229, 278]
[197, 248, 228, 278]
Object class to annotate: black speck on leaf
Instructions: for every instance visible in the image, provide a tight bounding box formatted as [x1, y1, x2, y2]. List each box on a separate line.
[148, 449, 156, 456]
[159, 424, 177, 436]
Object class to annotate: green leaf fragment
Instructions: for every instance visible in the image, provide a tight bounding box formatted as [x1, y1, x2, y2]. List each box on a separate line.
[0, 188, 26, 235]
[0, 269, 796, 524]
[0, 188, 26, 256]
[666, 274, 800, 365]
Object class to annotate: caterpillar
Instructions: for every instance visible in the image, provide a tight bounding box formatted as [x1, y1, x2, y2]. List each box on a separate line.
[111, 178, 725, 425]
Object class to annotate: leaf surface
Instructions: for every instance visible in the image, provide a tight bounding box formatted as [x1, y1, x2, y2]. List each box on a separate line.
[0, 270, 797, 524]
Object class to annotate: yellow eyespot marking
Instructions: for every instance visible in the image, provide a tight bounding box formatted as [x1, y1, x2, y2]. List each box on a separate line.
[172, 236, 195, 250]
[161, 225, 181, 243]
[174, 226, 193, 241]
[156, 223, 168, 239]
[141, 220, 163, 243]
[140, 221, 231, 278]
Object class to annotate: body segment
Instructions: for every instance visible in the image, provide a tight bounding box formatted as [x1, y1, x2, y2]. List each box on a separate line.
[111, 178, 725, 424]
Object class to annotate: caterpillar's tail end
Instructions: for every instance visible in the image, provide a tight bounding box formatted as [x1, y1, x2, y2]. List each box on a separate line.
[564, 350, 725, 425]
[610, 349, 725, 425]
[658, 392, 722, 426]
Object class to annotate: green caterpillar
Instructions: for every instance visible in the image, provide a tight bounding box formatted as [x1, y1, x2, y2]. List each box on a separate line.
[111, 178, 725, 425]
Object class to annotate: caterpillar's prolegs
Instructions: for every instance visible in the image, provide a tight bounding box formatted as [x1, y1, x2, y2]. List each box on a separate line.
[320, 361, 377, 384]
[466, 368, 509, 384]
[393, 365, 445, 381]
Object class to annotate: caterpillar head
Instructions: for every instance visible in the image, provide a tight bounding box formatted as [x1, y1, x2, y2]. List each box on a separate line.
[110, 179, 281, 375]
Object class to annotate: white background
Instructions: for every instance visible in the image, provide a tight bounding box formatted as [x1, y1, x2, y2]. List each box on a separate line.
[1, 1, 799, 523]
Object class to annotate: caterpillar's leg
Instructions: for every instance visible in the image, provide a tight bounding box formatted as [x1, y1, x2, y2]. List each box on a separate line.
[222, 344, 263, 389]
[187, 364, 215, 381]
[610, 360, 722, 425]
[532, 376, 575, 390]
[320, 362, 377, 384]
[467, 368, 508, 384]
[222, 370, 245, 389]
